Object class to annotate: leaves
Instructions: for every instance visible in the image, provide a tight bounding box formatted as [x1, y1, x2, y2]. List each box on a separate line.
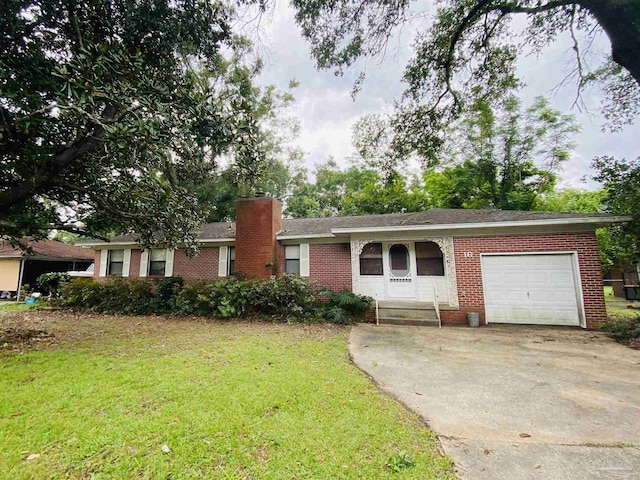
[0, 0, 268, 249]
[291, 0, 639, 162]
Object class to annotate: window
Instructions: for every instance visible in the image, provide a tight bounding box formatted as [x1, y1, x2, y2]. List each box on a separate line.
[227, 246, 235, 275]
[149, 249, 166, 276]
[416, 242, 444, 276]
[108, 249, 124, 276]
[285, 245, 300, 274]
[389, 244, 410, 276]
[360, 243, 383, 276]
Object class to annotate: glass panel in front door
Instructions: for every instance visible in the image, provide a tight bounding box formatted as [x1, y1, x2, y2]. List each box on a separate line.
[389, 244, 410, 277]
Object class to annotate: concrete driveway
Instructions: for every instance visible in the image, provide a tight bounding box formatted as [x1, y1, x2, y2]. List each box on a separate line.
[349, 325, 640, 480]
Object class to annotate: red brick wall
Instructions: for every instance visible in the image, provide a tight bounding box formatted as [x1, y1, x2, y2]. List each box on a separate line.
[128, 249, 141, 278]
[442, 232, 606, 329]
[275, 242, 352, 291]
[173, 247, 220, 281]
[93, 247, 221, 281]
[235, 198, 282, 278]
[309, 243, 352, 291]
[93, 250, 101, 279]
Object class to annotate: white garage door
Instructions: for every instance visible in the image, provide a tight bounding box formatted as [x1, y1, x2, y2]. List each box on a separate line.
[481, 254, 582, 326]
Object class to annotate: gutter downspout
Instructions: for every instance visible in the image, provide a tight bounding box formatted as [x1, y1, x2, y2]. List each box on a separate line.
[16, 258, 25, 303]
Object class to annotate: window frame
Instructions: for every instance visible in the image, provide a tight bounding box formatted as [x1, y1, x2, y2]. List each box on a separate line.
[359, 242, 383, 276]
[148, 248, 167, 277]
[284, 245, 301, 275]
[227, 246, 235, 276]
[108, 249, 124, 276]
[415, 241, 445, 277]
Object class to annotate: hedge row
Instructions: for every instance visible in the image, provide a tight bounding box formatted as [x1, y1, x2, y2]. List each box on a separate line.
[58, 275, 373, 324]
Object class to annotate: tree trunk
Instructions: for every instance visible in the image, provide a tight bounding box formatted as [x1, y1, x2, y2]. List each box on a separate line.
[583, 0, 640, 85]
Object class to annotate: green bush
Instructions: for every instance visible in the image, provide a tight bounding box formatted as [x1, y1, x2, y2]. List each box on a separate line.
[36, 272, 71, 298]
[60, 278, 155, 315]
[175, 279, 250, 318]
[247, 275, 314, 317]
[308, 289, 374, 324]
[58, 275, 373, 323]
[155, 277, 184, 312]
[601, 316, 640, 346]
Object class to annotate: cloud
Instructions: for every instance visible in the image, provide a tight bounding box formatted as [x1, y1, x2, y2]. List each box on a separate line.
[254, 3, 639, 189]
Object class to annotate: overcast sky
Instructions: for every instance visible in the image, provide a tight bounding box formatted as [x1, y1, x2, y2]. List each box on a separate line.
[252, 2, 639, 190]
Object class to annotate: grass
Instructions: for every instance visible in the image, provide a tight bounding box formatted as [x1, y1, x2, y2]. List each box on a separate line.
[0, 303, 31, 315]
[605, 295, 640, 320]
[0, 312, 455, 479]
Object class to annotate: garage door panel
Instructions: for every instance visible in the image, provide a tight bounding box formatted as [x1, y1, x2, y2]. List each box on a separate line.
[481, 254, 581, 326]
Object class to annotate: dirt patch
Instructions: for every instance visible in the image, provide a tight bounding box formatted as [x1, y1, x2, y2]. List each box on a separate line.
[0, 309, 348, 352]
[0, 327, 54, 350]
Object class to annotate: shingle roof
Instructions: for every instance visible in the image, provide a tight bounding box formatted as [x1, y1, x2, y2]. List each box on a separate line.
[278, 209, 617, 236]
[102, 208, 618, 244]
[0, 239, 94, 260]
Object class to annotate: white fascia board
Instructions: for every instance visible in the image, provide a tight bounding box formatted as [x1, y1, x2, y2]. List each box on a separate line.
[79, 238, 236, 248]
[276, 233, 335, 240]
[330, 216, 633, 234]
[198, 238, 236, 244]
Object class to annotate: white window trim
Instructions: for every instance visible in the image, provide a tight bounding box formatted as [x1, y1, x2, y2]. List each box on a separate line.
[122, 249, 131, 277]
[218, 246, 228, 277]
[165, 249, 174, 277]
[99, 250, 108, 277]
[300, 243, 309, 277]
[139, 250, 149, 277]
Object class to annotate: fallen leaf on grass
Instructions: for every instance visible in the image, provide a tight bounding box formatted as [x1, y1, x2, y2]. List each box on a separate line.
[25, 453, 40, 462]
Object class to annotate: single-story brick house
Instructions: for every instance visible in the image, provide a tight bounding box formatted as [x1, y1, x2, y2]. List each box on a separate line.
[81, 197, 630, 329]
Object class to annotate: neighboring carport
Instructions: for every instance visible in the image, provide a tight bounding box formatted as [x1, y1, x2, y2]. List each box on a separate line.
[0, 239, 93, 298]
[350, 324, 640, 480]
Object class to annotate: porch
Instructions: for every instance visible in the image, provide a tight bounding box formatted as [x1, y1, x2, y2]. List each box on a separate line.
[350, 237, 459, 309]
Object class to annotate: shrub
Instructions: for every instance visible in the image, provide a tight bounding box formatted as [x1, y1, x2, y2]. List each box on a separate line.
[58, 275, 373, 324]
[60, 278, 155, 315]
[309, 289, 374, 324]
[36, 272, 71, 298]
[176, 279, 250, 318]
[175, 275, 314, 318]
[246, 275, 314, 317]
[601, 316, 640, 348]
[155, 277, 184, 312]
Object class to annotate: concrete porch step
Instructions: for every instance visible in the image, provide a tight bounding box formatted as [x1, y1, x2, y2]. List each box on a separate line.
[378, 300, 434, 310]
[378, 317, 440, 326]
[378, 308, 438, 320]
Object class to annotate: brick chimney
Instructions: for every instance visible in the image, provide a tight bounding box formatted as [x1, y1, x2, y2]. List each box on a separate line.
[235, 197, 283, 278]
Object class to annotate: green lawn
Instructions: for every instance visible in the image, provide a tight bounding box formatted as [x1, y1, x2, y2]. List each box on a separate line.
[0, 312, 455, 479]
[0, 303, 31, 315]
[605, 295, 640, 320]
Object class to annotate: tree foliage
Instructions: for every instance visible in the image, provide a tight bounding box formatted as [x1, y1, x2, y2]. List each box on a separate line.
[283, 158, 423, 218]
[291, 0, 640, 162]
[592, 156, 640, 269]
[192, 83, 307, 222]
[1, 0, 268, 250]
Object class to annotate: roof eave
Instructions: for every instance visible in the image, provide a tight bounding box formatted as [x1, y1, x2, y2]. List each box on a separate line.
[329, 216, 633, 234]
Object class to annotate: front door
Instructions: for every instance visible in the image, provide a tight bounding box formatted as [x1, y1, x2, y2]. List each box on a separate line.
[386, 243, 415, 299]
